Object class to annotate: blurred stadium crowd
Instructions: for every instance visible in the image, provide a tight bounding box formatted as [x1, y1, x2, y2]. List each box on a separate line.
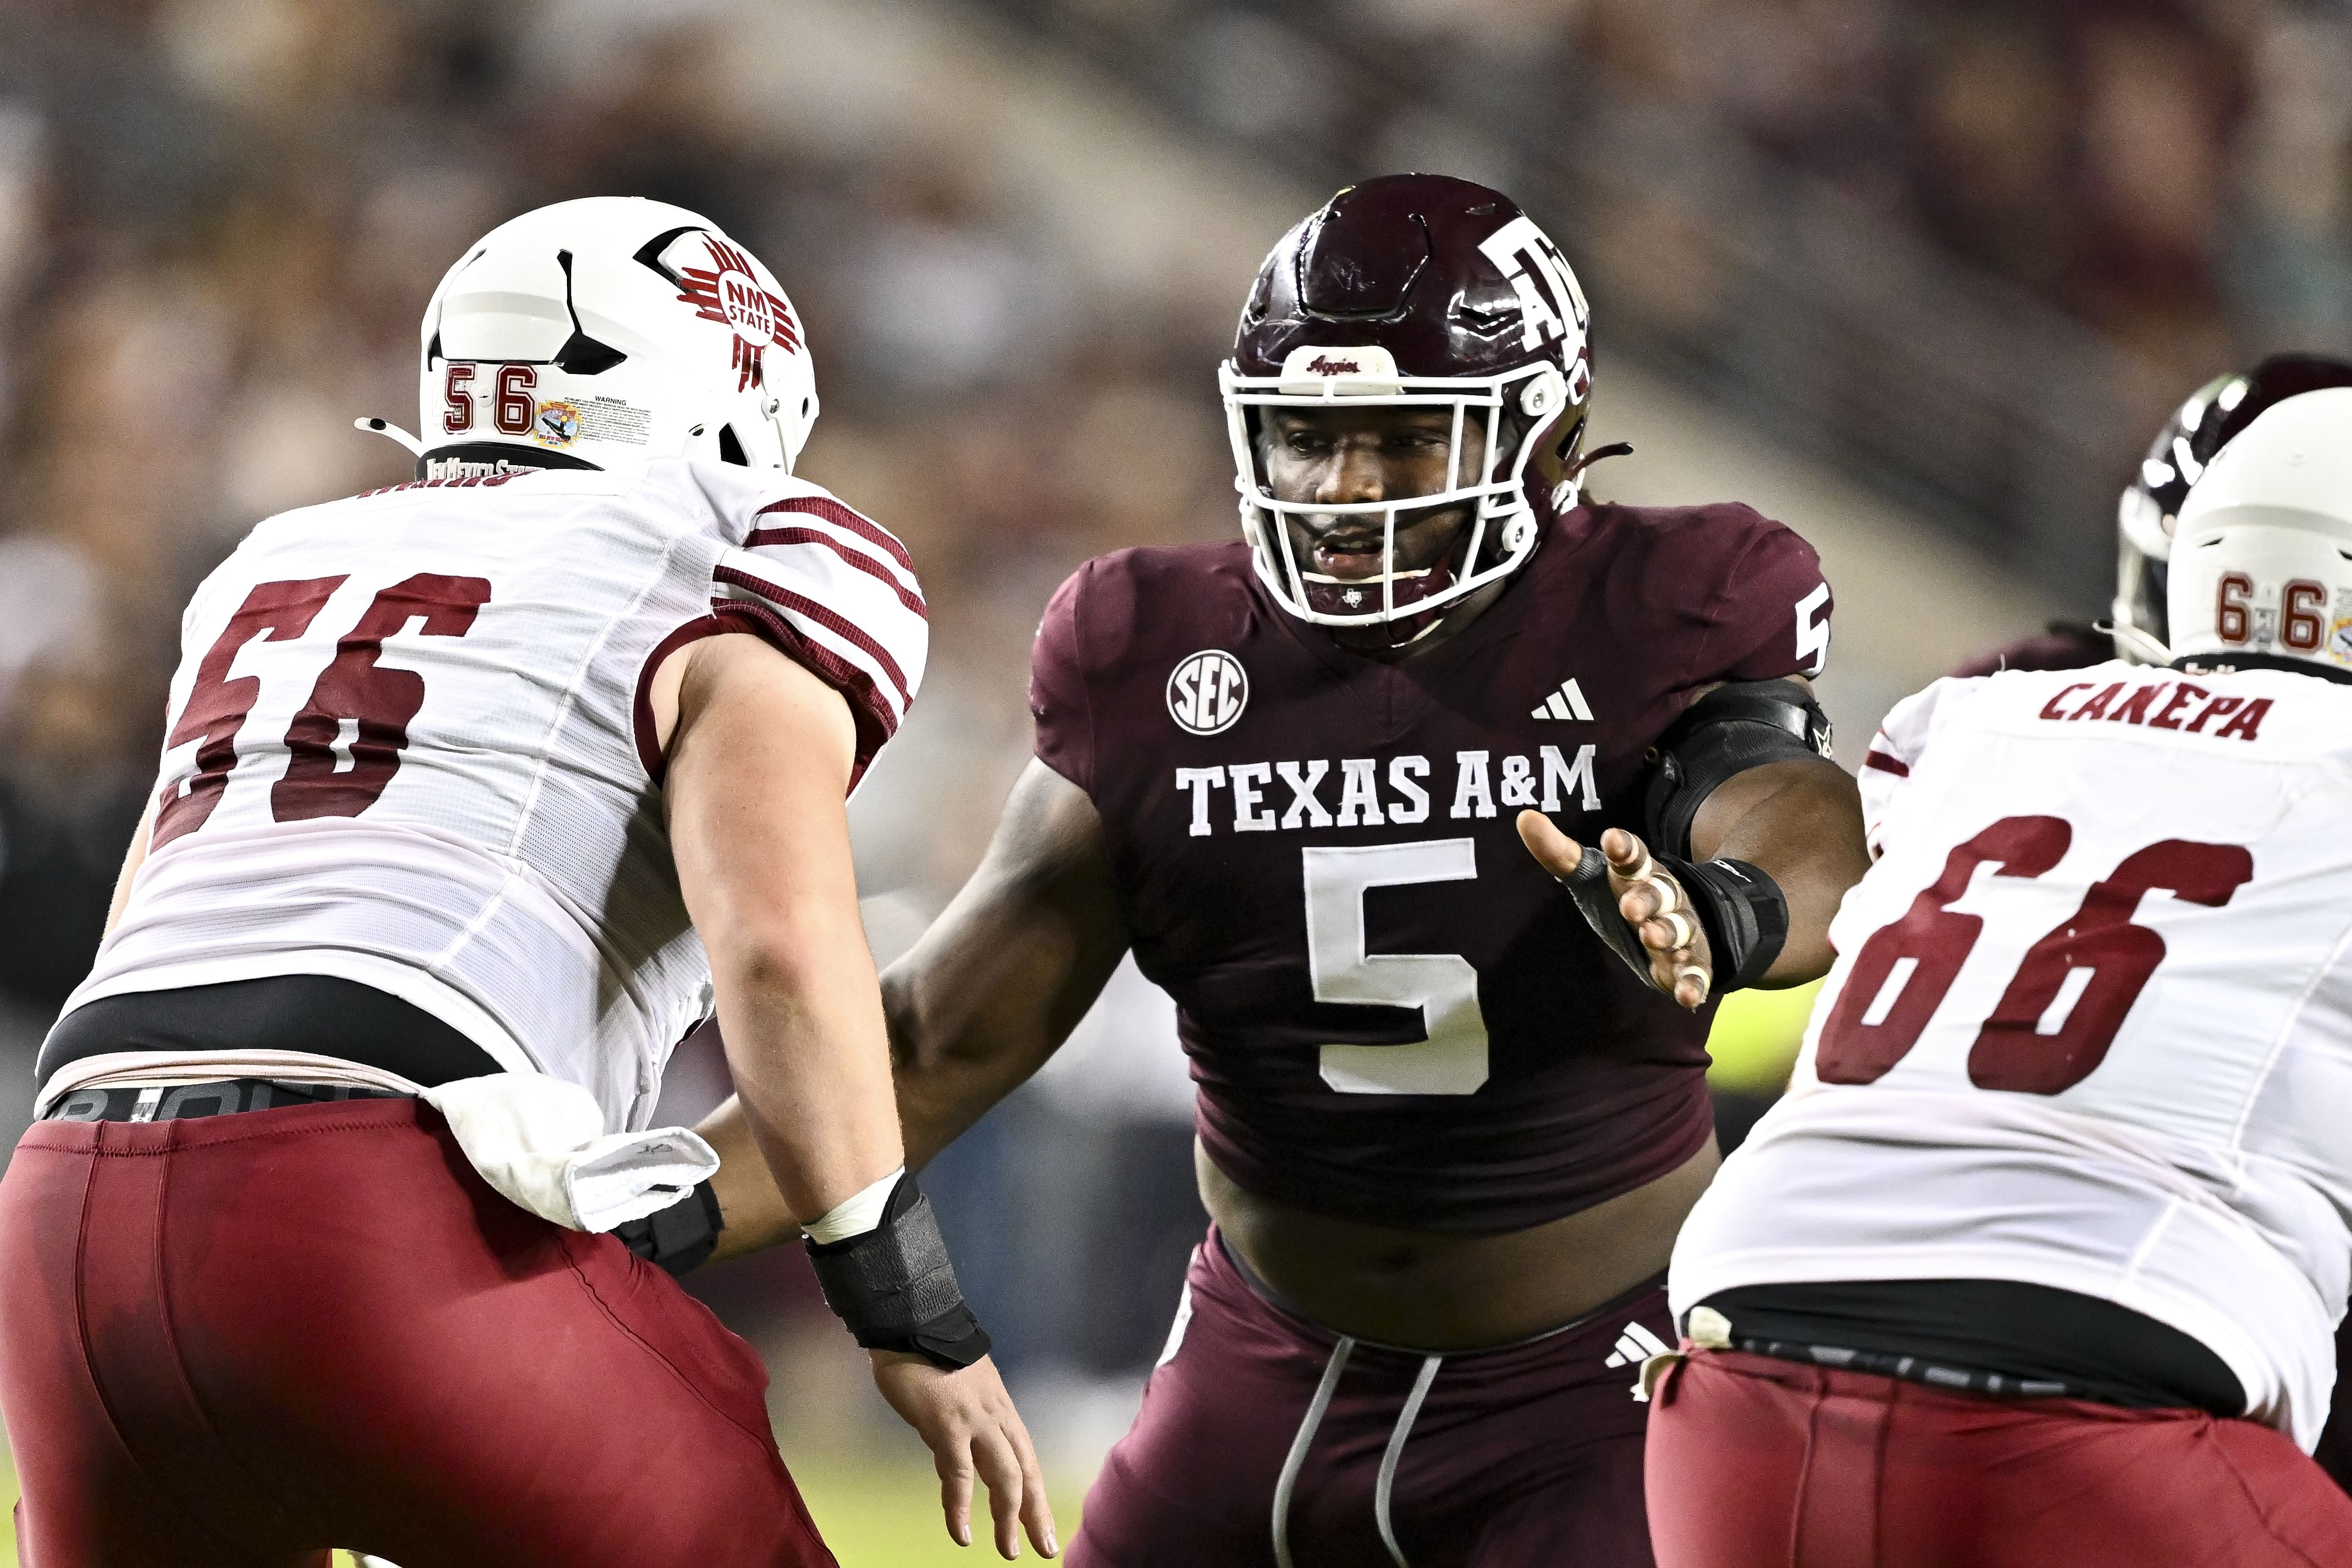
[1586, 0, 2351, 384]
[0, 0, 2348, 1457]
[1008, 0, 2352, 593]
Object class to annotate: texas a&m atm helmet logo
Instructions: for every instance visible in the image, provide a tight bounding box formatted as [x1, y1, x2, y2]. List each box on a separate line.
[1167, 649, 1249, 736]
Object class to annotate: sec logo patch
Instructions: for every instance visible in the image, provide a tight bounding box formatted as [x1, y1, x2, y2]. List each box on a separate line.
[1167, 649, 1249, 736]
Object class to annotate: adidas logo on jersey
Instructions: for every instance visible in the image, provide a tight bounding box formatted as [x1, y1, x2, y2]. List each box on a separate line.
[1531, 678, 1594, 721]
[1603, 1319, 1671, 1370]
[1605, 1319, 1673, 1401]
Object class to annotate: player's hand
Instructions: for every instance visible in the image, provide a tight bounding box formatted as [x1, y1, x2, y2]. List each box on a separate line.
[871, 1350, 1057, 1559]
[1516, 814, 1714, 1009]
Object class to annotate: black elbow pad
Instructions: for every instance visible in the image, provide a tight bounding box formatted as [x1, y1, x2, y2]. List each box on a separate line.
[1643, 680, 1832, 859]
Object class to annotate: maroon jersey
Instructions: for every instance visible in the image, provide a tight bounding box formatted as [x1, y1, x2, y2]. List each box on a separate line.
[1030, 501, 1833, 1233]
[1951, 621, 2114, 678]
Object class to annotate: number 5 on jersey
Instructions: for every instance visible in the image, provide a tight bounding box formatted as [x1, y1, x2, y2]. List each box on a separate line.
[1306, 840, 1492, 1095]
[155, 573, 493, 847]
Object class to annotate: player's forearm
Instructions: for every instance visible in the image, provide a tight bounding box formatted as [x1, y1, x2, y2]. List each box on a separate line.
[709, 919, 907, 1224]
[883, 759, 1131, 1170]
[691, 1097, 796, 1263]
[1688, 755, 1868, 986]
[883, 923, 1078, 1172]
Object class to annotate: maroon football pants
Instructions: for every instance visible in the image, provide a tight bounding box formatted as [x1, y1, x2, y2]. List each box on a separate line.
[1646, 1348, 2352, 1567]
[0, 1098, 834, 1568]
[1070, 1228, 1665, 1568]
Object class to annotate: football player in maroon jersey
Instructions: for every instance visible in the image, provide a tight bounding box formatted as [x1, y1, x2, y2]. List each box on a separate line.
[692, 175, 1870, 1566]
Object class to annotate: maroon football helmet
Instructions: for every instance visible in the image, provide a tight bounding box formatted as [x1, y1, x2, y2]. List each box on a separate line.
[1219, 174, 1594, 634]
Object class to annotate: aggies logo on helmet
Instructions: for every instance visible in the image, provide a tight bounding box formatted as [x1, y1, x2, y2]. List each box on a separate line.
[675, 236, 803, 393]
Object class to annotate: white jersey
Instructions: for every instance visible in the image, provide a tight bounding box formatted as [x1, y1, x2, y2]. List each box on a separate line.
[1672, 660, 2352, 1448]
[52, 457, 925, 1132]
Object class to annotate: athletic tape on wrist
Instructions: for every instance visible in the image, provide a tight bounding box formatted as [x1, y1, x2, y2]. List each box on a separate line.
[803, 1164, 904, 1244]
[805, 1173, 992, 1370]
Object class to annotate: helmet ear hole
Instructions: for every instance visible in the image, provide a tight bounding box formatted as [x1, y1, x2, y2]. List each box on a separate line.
[717, 425, 749, 466]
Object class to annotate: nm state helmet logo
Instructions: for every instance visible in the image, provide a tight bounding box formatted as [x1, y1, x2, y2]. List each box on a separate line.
[676, 236, 803, 392]
[1167, 649, 1249, 736]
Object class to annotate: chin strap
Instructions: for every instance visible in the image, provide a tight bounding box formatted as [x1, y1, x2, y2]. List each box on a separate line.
[1568, 440, 1633, 479]
[2098, 618, 2173, 665]
[355, 416, 426, 457]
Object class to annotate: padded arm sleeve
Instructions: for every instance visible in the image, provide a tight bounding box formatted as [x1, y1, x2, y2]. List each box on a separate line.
[1643, 679, 1834, 860]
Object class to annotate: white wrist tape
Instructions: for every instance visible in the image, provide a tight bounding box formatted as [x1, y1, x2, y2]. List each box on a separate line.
[803, 1165, 905, 1245]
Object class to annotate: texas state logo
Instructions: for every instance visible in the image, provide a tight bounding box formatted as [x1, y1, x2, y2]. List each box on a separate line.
[1167, 649, 1249, 736]
[676, 236, 803, 393]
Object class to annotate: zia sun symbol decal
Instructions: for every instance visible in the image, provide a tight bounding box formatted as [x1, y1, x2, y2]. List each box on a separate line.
[676, 236, 803, 393]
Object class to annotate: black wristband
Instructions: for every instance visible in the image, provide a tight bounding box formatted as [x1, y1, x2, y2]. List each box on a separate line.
[614, 1178, 724, 1277]
[1664, 855, 1789, 993]
[805, 1174, 992, 1371]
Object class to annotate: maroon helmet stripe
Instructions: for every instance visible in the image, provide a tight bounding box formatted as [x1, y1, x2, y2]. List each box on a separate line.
[1862, 749, 1910, 777]
[753, 496, 917, 576]
[713, 564, 912, 708]
[744, 526, 927, 619]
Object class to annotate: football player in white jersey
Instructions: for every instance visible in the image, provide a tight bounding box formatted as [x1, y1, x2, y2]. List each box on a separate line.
[1644, 388, 2352, 1564]
[0, 198, 1055, 1567]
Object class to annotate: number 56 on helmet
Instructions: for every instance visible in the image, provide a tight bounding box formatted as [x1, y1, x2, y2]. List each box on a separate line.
[361, 196, 818, 480]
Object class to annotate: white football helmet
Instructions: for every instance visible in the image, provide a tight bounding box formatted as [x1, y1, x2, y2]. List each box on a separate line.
[362, 197, 817, 478]
[2167, 388, 2352, 673]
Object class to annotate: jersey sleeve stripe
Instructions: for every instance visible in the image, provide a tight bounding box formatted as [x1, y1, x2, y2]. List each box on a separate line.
[1862, 749, 1911, 777]
[753, 496, 917, 576]
[631, 615, 731, 781]
[708, 599, 899, 788]
[712, 564, 913, 710]
[742, 525, 927, 619]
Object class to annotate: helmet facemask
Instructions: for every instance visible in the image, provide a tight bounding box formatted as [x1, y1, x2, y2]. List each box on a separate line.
[1223, 176, 1595, 642]
[1223, 346, 1573, 642]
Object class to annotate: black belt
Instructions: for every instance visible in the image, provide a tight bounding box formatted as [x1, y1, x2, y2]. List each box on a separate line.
[1697, 1279, 2246, 1416]
[41, 1079, 413, 1124]
[40, 975, 501, 1089]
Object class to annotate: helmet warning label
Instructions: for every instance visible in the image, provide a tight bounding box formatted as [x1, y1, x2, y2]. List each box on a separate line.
[557, 395, 652, 448]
